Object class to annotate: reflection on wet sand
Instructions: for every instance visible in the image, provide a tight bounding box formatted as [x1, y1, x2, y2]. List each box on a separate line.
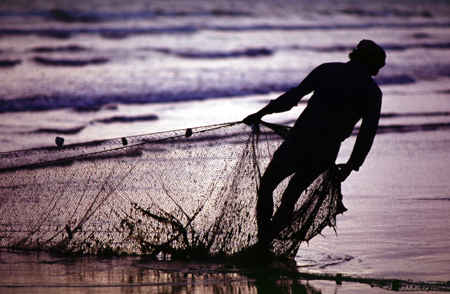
[2, 250, 447, 293]
[0, 250, 321, 294]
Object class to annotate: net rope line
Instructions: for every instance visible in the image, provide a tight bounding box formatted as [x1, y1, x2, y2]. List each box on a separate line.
[0, 121, 242, 172]
[0, 121, 242, 155]
[1, 120, 343, 259]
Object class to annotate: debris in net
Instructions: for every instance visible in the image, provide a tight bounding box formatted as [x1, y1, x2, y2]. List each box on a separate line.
[55, 136, 64, 147]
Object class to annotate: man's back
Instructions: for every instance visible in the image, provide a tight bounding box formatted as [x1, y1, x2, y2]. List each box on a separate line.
[294, 61, 382, 142]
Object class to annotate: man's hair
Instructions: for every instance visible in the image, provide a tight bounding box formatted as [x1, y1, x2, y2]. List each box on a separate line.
[349, 39, 386, 70]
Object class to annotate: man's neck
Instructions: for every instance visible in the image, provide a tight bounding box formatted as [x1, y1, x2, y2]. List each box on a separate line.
[348, 60, 371, 76]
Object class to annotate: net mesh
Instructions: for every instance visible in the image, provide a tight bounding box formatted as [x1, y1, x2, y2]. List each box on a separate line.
[0, 122, 343, 259]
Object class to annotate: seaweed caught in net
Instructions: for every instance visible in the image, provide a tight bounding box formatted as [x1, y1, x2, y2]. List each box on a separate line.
[0, 121, 344, 258]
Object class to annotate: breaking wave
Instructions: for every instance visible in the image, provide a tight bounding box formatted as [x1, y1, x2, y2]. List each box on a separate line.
[150, 47, 274, 59]
[33, 56, 109, 66]
[381, 111, 450, 118]
[375, 74, 415, 85]
[24, 115, 159, 135]
[293, 42, 450, 52]
[0, 72, 423, 113]
[93, 114, 159, 124]
[337, 7, 434, 18]
[0, 59, 21, 67]
[30, 45, 89, 53]
[29, 126, 86, 135]
[374, 122, 450, 134]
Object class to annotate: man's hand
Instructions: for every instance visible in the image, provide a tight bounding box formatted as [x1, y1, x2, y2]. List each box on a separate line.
[243, 112, 263, 126]
[336, 163, 353, 182]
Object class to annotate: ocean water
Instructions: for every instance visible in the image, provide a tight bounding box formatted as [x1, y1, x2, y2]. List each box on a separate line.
[0, 0, 449, 293]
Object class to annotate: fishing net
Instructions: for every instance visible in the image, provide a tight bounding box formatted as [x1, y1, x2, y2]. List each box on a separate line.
[0, 121, 344, 259]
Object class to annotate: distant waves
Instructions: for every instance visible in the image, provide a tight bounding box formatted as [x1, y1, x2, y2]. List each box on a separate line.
[281, 116, 450, 137]
[141, 42, 448, 58]
[0, 57, 108, 68]
[1, 41, 448, 69]
[0, 73, 422, 113]
[0, 8, 252, 24]
[0, 83, 297, 113]
[2, 41, 449, 63]
[25, 114, 159, 135]
[0, 60, 21, 67]
[23, 117, 450, 137]
[32, 126, 86, 135]
[0, 5, 444, 24]
[0, 22, 449, 39]
[148, 47, 274, 59]
[30, 45, 88, 53]
[292, 42, 450, 52]
[374, 122, 450, 134]
[33, 56, 108, 66]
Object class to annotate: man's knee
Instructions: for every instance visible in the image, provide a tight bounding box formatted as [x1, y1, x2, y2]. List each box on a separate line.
[259, 163, 293, 193]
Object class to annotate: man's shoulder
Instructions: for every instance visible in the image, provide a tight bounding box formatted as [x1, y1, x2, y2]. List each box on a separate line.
[311, 62, 346, 76]
[316, 62, 346, 69]
[320, 62, 346, 66]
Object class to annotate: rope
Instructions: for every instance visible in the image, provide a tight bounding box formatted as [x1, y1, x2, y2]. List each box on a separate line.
[0, 121, 243, 173]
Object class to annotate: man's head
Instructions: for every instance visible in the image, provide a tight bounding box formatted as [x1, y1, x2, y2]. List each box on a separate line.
[349, 40, 386, 76]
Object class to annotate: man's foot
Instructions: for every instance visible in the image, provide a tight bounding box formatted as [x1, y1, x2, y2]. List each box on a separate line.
[232, 242, 274, 265]
[257, 221, 275, 246]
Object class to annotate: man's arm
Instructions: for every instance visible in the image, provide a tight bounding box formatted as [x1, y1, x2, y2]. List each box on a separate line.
[338, 87, 382, 181]
[243, 65, 322, 124]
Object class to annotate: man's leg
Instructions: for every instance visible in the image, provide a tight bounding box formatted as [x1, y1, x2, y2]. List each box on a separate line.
[256, 150, 296, 243]
[271, 166, 325, 235]
[271, 142, 340, 236]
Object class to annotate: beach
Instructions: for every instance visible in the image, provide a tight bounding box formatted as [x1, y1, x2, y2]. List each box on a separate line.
[1, 0, 450, 293]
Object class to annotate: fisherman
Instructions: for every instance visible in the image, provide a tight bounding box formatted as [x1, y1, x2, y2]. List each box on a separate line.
[243, 39, 386, 245]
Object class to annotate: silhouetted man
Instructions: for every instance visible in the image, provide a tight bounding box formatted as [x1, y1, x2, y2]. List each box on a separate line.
[244, 39, 386, 244]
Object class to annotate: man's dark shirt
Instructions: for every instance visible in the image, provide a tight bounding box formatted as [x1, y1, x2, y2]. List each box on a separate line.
[266, 61, 382, 170]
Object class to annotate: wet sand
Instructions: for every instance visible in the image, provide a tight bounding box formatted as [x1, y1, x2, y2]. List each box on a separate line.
[2, 249, 447, 294]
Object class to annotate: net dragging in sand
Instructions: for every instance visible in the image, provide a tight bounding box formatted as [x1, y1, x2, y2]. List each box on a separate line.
[0, 122, 343, 258]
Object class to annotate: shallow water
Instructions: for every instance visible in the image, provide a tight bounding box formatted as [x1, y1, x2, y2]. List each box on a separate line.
[299, 129, 450, 282]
